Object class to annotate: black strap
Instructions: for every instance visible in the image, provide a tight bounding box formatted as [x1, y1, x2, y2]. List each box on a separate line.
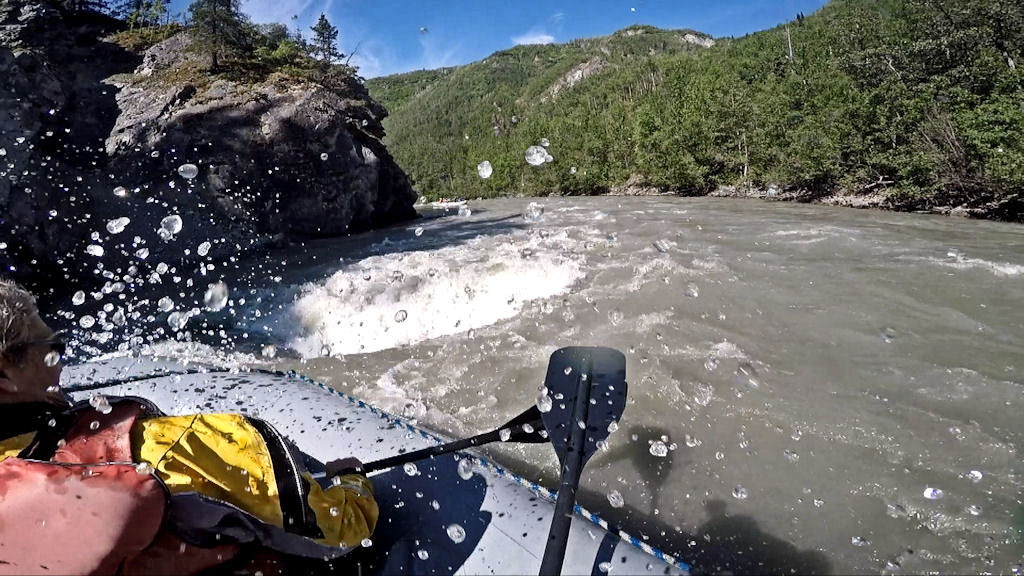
[17, 396, 164, 460]
[247, 417, 324, 540]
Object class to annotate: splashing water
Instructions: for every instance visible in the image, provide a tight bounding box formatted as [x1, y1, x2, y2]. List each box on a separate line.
[477, 160, 493, 179]
[177, 163, 199, 179]
[524, 202, 545, 223]
[106, 217, 130, 235]
[608, 489, 624, 508]
[203, 282, 229, 311]
[525, 145, 547, 166]
[446, 523, 466, 544]
[457, 458, 474, 480]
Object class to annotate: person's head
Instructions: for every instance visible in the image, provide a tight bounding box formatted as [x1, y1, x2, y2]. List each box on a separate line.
[0, 278, 66, 405]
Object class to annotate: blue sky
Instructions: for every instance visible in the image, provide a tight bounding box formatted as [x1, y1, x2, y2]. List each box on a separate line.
[177, 0, 830, 78]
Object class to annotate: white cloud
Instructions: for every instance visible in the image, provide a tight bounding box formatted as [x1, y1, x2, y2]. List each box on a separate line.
[348, 47, 383, 78]
[418, 34, 462, 69]
[512, 29, 555, 45]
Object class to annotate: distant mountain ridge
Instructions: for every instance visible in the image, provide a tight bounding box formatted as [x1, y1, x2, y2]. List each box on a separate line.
[368, 1, 1023, 221]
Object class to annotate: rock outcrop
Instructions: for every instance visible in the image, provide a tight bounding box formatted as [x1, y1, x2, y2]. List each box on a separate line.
[0, 0, 417, 297]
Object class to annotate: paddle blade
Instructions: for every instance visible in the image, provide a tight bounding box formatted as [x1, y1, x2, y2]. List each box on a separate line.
[539, 347, 627, 467]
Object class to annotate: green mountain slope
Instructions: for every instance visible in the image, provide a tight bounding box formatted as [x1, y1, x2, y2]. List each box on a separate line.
[368, 1, 1023, 219]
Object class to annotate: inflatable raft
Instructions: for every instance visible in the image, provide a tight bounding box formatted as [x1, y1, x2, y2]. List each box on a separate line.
[64, 357, 688, 575]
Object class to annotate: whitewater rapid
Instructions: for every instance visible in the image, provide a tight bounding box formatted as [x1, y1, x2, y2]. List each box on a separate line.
[59, 196, 1024, 574]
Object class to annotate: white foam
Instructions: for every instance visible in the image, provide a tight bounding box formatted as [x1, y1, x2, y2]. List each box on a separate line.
[287, 232, 585, 356]
[929, 256, 1024, 277]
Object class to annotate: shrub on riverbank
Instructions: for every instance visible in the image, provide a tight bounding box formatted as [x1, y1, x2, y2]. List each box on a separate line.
[368, 0, 1023, 220]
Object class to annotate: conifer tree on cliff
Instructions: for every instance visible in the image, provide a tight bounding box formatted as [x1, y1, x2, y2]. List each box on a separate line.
[188, 0, 247, 70]
[310, 13, 341, 63]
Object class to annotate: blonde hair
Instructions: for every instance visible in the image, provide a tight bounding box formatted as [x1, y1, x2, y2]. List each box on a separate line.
[0, 277, 39, 357]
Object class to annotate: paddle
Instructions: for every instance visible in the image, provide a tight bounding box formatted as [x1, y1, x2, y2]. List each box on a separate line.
[313, 404, 548, 478]
[537, 347, 627, 576]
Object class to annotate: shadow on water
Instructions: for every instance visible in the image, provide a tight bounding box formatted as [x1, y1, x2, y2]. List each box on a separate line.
[268, 209, 528, 280]
[483, 424, 832, 575]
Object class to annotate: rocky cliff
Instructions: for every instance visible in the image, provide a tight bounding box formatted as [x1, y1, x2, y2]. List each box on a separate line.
[0, 0, 417, 298]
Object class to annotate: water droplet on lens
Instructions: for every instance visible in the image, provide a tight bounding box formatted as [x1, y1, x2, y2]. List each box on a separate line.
[524, 202, 545, 223]
[404, 462, 419, 476]
[540, 138, 550, 147]
[458, 205, 472, 217]
[86, 244, 104, 257]
[89, 420, 100, 430]
[261, 345, 277, 358]
[446, 523, 466, 544]
[457, 458, 474, 480]
[851, 536, 869, 547]
[177, 163, 199, 179]
[44, 351, 61, 367]
[536, 392, 553, 413]
[320, 152, 329, 161]
[607, 421, 619, 433]
[608, 308, 623, 325]
[197, 241, 211, 256]
[880, 327, 896, 343]
[967, 470, 983, 482]
[113, 186, 127, 197]
[732, 485, 748, 500]
[477, 160, 493, 179]
[79, 315, 96, 329]
[704, 356, 719, 371]
[106, 217, 130, 235]
[160, 215, 183, 236]
[607, 489, 624, 508]
[158, 296, 174, 312]
[649, 440, 668, 457]
[361, 538, 373, 548]
[684, 434, 699, 448]
[72, 291, 86, 305]
[598, 561, 611, 573]
[525, 145, 547, 166]
[135, 462, 154, 475]
[499, 428, 511, 442]
[167, 311, 189, 331]
[395, 309, 408, 323]
[923, 487, 943, 500]
[203, 281, 229, 311]
[414, 227, 424, 237]
[784, 449, 799, 463]
[966, 504, 982, 516]
[417, 549, 429, 560]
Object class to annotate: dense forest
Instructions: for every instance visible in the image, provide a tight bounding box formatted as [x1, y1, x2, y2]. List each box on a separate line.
[367, 0, 1023, 219]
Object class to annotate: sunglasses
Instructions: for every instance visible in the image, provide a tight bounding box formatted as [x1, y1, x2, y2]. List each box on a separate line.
[5, 331, 67, 360]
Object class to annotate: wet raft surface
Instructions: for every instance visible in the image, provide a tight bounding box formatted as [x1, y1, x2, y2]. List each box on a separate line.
[64, 358, 685, 576]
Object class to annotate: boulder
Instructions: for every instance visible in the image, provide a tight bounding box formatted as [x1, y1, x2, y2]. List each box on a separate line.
[0, 0, 416, 298]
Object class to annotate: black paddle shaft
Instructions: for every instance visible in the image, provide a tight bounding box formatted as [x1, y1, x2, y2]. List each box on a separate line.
[537, 347, 628, 576]
[324, 405, 548, 477]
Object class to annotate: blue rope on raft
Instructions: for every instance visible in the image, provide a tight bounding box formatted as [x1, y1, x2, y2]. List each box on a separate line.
[284, 369, 691, 574]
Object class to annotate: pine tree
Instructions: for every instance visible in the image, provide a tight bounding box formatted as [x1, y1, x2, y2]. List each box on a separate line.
[188, 0, 247, 70]
[310, 13, 340, 63]
[148, 0, 166, 25]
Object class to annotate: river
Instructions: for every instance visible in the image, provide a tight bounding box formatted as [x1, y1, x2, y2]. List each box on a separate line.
[64, 196, 1024, 574]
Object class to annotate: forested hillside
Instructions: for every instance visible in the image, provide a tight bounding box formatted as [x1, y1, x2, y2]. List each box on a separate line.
[368, 0, 1023, 219]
